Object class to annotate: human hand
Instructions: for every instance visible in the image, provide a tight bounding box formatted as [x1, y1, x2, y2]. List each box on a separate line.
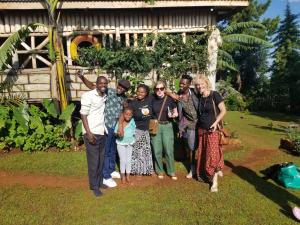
[86, 132, 96, 145]
[209, 122, 218, 132]
[76, 69, 84, 79]
[117, 127, 124, 137]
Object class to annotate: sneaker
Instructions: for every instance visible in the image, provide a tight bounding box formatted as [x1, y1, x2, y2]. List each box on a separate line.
[111, 171, 121, 179]
[293, 207, 300, 221]
[186, 170, 193, 179]
[103, 178, 117, 188]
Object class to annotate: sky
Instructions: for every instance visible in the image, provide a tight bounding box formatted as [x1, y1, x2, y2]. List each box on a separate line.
[262, 0, 300, 20]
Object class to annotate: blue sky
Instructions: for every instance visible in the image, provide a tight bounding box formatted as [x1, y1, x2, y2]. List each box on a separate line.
[262, 0, 300, 20]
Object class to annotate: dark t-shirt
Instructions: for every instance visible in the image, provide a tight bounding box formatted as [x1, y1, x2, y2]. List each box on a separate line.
[129, 96, 152, 131]
[197, 91, 223, 130]
[152, 96, 177, 122]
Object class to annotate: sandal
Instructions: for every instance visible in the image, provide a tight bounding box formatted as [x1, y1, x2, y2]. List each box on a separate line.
[158, 174, 164, 179]
[171, 176, 178, 181]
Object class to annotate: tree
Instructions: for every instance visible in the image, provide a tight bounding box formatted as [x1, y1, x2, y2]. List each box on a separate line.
[0, 0, 68, 111]
[218, 0, 279, 95]
[271, 3, 300, 113]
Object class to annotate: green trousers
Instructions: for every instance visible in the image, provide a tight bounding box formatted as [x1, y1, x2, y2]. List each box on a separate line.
[151, 123, 175, 176]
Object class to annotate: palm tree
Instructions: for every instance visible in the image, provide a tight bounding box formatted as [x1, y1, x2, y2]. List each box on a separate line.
[0, 0, 68, 111]
[218, 21, 272, 72]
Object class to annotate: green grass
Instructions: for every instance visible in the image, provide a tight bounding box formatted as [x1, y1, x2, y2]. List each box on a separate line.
[1, 111, 300, 225]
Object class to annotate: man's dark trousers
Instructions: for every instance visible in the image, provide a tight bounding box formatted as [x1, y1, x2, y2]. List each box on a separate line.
[103, 127, 117, 179]
[84, 134, 106, 190]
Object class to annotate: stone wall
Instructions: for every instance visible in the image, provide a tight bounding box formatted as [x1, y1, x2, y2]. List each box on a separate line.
[0, 68, 116, 102]
[0, 68, 153, 102]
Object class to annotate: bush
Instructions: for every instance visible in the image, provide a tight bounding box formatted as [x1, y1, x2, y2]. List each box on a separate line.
[216, 79, 247, 111]
[0, 100, 75, 152]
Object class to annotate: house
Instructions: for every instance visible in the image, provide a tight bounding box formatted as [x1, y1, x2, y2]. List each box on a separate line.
[0, 0, 249, 101]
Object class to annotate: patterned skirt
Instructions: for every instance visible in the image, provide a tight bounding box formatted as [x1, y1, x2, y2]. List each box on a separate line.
[131, 129, 154, 175]
[196, 128, 224, 180]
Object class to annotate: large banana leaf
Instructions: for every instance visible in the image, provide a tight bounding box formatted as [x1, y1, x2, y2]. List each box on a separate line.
[0, 23, 41, 70]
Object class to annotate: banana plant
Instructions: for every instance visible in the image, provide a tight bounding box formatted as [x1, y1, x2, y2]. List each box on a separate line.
[0, 0, 68, 111]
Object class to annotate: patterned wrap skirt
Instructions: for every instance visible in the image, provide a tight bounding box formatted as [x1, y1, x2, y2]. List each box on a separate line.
[196, 128, 224, 180]
[131, 129, 154, 175]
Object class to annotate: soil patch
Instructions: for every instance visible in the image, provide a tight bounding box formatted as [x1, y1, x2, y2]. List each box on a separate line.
[0, 148, 279, 190]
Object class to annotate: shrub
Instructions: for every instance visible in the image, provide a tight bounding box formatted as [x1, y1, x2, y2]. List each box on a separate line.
[0, 100, 75, 152]
[216, 79, 247, 111]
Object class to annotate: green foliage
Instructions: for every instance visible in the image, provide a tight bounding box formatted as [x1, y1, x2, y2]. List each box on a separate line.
[0, 100, 74, 152]
[153, 34, 208, 85]
[218, 0, 279, 98]
[76, 33, 208, 90]
[0, 23, 40, 70]
[271, 3, 300, 114]
[216, 78, 247, 111]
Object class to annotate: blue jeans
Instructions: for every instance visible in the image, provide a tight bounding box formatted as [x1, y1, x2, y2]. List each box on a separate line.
[83, 134, 106, 190]
[103, 127, 117, 179]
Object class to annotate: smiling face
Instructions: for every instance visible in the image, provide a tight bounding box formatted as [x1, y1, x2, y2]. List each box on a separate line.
[195, 79, 208, 95]
[136, 86, 147, 100]
[96, 77, 108, 95]
[154, 83, 165, 98]
[123, 109, 133, 122]
[116, 84, 126, 95]
[179, 78, 191, 93]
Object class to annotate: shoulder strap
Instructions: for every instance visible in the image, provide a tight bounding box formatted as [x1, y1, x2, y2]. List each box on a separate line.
[158, 96, 168, 121]
[211, 92, 223, 130]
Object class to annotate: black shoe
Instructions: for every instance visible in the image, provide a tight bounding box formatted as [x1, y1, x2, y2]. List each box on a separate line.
[100, 183, 108, 189]
[92, 189, 103, 197]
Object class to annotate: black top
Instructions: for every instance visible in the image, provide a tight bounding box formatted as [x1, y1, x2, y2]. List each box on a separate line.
[197, 91, 223, 130]
[129, 96, 153, 131]
[152, 96, 177, 122]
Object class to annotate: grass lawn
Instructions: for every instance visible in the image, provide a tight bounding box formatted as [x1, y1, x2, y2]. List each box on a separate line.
[1, 111, 300, 225]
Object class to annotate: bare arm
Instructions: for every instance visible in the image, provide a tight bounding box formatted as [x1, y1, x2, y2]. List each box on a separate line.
[210, 101, 226, 131]
[165, 89, 180, 101]
[77, 71, 96, 90]
[117, 113, 125, 137]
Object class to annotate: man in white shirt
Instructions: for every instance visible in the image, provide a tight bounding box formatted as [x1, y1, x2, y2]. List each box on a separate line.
[80, 76, 108, 197]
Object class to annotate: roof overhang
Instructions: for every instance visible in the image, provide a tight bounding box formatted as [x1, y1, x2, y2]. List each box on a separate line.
[0, 1, 249, 10]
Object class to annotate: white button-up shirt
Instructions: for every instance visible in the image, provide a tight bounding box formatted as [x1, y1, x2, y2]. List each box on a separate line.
[80, 89, 107, 135]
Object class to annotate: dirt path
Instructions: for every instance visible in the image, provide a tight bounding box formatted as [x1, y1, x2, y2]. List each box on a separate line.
[0, 148, 280, 189]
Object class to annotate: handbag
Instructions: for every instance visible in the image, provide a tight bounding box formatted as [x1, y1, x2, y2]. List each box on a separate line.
[212, 96, 229, 145]
[149, 96, 168, 135]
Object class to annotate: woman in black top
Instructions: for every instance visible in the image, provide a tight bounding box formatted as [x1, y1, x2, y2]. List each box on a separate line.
[194, 74, 226, 192]
[128, 84, 154, 175]
[151, 81, 178, 180]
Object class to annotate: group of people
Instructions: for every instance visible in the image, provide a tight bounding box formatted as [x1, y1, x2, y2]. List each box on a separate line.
[79, 72, 226, 197]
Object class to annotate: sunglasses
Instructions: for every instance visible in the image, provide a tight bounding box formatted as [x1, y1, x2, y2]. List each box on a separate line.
[155, 87, 165, 91]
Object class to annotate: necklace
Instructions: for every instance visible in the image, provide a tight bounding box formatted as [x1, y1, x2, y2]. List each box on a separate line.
[201, 92, 210, 114]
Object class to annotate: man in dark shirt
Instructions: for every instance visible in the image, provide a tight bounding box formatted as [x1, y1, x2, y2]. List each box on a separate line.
[170, 74, 199, 179]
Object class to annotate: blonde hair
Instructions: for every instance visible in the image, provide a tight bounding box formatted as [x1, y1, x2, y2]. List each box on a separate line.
[193, 73, 212, 90]
[154, 80, 167, 89]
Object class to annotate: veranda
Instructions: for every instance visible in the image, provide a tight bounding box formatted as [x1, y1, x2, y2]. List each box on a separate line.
[0, 0, 248, 101]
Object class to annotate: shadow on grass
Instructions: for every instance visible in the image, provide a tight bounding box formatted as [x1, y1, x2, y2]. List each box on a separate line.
[248, 124, 286, 133]
[225, 160, 300, 220]
[249, 112, 300, 123]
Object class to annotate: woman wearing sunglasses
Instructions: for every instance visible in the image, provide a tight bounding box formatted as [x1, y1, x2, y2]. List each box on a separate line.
[151, 81, 178, 180]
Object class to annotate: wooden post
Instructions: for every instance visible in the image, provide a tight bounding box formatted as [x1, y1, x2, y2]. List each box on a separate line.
[125, 33, 130, 47]
[182, 32, 186, 44]
[31, 36, 37, 69]
[66, 37, 72, 65]
[133, 33, 138, 47]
